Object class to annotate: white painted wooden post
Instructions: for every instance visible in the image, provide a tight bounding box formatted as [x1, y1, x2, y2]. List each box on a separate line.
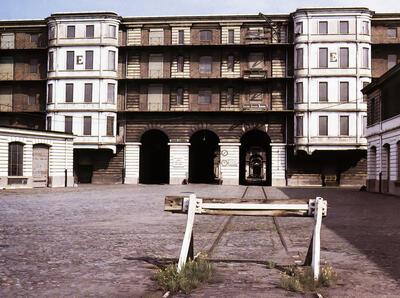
[177, 194, 196, 272]
[311, 197, 323, 280]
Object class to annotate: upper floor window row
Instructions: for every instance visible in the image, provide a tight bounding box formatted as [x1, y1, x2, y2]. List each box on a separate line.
[60, 24, 117, 39]
[304, 20, 370, 35]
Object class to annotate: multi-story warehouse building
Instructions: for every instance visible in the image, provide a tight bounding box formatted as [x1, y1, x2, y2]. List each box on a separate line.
[0, 7, 398, 188]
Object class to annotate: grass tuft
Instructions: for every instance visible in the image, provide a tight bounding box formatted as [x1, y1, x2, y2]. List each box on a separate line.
[155, 256, 214, 294]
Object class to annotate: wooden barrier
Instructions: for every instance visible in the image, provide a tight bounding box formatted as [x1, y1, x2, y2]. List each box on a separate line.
[164, 194, 327, 279]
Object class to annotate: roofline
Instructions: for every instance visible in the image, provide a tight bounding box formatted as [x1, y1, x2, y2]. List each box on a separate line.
[294, 7, 373, 13]
[362, 64, 400, 94]
[0, 126, 75, 138]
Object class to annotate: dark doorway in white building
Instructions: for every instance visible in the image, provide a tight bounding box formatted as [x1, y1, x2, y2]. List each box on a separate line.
[189, 130, 220, 184]
[240, 129, 271, 185]
[139, 129, 169, 184]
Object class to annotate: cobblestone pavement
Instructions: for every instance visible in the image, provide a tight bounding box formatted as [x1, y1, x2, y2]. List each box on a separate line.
[1, 185, 400, 297]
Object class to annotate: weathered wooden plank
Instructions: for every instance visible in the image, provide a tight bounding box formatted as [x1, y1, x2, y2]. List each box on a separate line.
[199, 210, 308, 217]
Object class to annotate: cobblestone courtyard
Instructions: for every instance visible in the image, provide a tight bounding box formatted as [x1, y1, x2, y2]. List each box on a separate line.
[1, 185, 400, 297]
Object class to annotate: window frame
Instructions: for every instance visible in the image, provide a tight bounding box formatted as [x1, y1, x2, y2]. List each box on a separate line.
[178, 30, 185, 44]
[84, 83, 93, 103]
[339, 47, 349, 68]
[319, 82, 328, 102]
[296, 48, 303, 69]
[106, 116, 114, 136]
[85, 50, 94, 70]
[319, 21, 328, 35]
[83, 116, 92, 136]
[198, 89, 212, 104]
[318, 47, 328, 68]
[296, 82, 303, 103]
[339, 21, 349, 34]
[67, 25, 75, 38]
[66, 51, 74, 70]
[339, 115, 349, 136]
[8, 142, 24, 177]
[64, 116, 73, 134]
[107, 83, 115, 103]
[199, 56, 212, 74]
[318, 116, 328, 136]
[296, 115, 303, 137]
[228, 29, 235, 43]
[65, 83, 74, 103]
[199, 30, 212, 42]
[86, 25, 95, 39]
[339, 81, 349, 103]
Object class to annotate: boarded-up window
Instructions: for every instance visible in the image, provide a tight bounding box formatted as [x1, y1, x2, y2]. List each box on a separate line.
[319, 21, 328, 34]
[0, 86, 12, 111]
[296, 116, 303, 136]
[0, 57, 14, 80]
[1, 33, 15, 49]
[249, 87, 263, 101]
[149, 29, 164, 45]
[200, 30, 212, 41]
[108, 50, 116, 70]
[227, 87, 234, 105]
[227, 55, 235, 71]
[47, 116, 51, 131]
[48, 52, 54, 71]
[85, 51, 93, 70]
[340, 82, 349, 102]
[248, 52, 264, 69]
[107, 83, 115, 103]
[296, 48, 303, 69]
[47, 84, 53, 103]
[319, 82, 328, 102]
[148, 85, 163, 110]
[83, 116, 91, 135]
[340, 116, 349, 136]
[388, 28, 397, 38]
[149, 54, 163, 77]
[199, 56, 212, 73]
[319, 116, 328, 136]
[84, 83, 93, 102]
[66, 51, 74, 70]
[106, 116, 114, 136]
[228, 29, 235, 43]
[198, 89, 212, 104]
[30, 59, 38, 73]
[8, 142, 23, 176]
[388, 54, 397, 70]
[178, 30, 184, 44]
[296, 82, 303, 103]
[363, 81, 369, 102]
[65, 83, 73, 102]
[176, 87, 183, 105]
[65, 116, 73, 134]
[340, 21, 349, 34]
[177, 55, 184, 72]
[67, 25, 75, 38]
[295, 22, 303, 34]
[362, 47, 369, 68]
[340, 47, 349, 68]
[86, 25, 94, 38]
[319, 48, 328, 68]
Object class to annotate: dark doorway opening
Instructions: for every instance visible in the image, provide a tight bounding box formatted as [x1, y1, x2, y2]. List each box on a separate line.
[240, 129, 271, 185]
[189, 130, 220, 184]
[74, 149, 94, 184]
[139, 129, 169, 184]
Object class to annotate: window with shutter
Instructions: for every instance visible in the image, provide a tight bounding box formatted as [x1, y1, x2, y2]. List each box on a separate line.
[176, 88, 184, 105]
[86, 25, 94, 38]
[227, 88, 234, 105]
[362, 48, 369, 68]
[249, 87, 263, 101]
[107, 116, 114, 136]
[340, 116, 349, 136]
[178, 30, 184, 44]
[319, 82, 328, 102]
[319, 116, 328, 136]
[200, 30, 212, 42]
[0, 86, 12, 111]
[66, 51, 74, 70]
[296, 48, 303, 69]
[48, 52, 54, 71]
[296, 116, 303, 136]
[340, 48, 349, 68]
[177, 55, 184, 72]
[30, 59, 38, 73]
[65, 83, 73, 102]
[109, 25, 116, 38]
[149, 29, 164, 45]
[340, 21, 349, 34]
[83, 116, 91, 135]
[340, 82, 349, 102]
[67, 25, 75, 38]
[47, 84, 53, 103]
[319, 48, 328, 68]
[295, 22, 303, 34]
[84, 83, 92, 102]
[319, 21, 328, 34]
[85, 51, 93, 70]
[296, 82, 303, 103]
[47, 116, 51, 131]
[228, 29, 235, 43]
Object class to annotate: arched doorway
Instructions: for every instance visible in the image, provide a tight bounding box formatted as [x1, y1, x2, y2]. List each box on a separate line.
[139, 129, 169, 184]
[189, 130, 220, 183]
[240, 129, 271, 185]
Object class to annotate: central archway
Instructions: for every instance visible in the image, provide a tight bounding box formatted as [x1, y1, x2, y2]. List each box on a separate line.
[240, 129, 271, 185]
[189, 130, 220, 184]
[139, 129, 169, 184]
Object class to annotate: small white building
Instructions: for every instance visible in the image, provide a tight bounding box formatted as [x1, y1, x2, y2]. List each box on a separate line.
[0, 126, 74, 189]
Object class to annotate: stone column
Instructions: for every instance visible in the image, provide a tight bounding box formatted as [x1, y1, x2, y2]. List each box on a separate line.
[270, 143, 287, 186]
[169, 143, 189, 184]
[124, 142, 140, 184]
[219, 143, 240, 185]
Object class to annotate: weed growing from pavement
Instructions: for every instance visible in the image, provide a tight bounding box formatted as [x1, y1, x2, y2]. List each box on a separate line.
[279, 264, 337, 293]
[155, 256, 214, 294]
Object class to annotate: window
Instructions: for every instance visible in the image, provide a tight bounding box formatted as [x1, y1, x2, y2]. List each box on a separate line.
[296, 48, 303, 69]
[296, 116, 303, 136]
[28, 94, 36, 105]
[47, 84, 53, 103]
[30, 59, 38, 73]
[319, 21, 328, 34]
[295, 22, 303, 34]
[227, 88, 234, 105]
[86, 25, 94, 38]
[84, 83, 93, 103]
[83, 116, 91, 135]
[176, 88, 184, 105]
[227, 55, 235, 72]
[108, 50, 116, 70]
[107, 83, 115, 103]
[248, 52, 264, 69]
[340, 21, 349, 34]
[370, 97, 376, 125]
[177, 55, 184, 72]
[199, 56, 212, 73]
[340, 82, 349, 103]
[8, 142, 23, 176]
[363, 81, 369, 102]
[388, 54, 397, 69]
[319, 116, 328, 136]
[198, 89, 211, 104]
[85, 50, 93, 70]
[339, 47, 349, 68]
[66, 51, 74, 70]
[362, 21, 369, 35]
[65, 116, 73, 134]
[109, 25, 116, 38]
[296, 82, 303, 103]
[363, 116, 367, 136]
[200, 30, 212, 42]
[47, 116, 51, 131]
[106, 116, 114, 136]
[228, 29, 235, 43]
[388, 28, 397, 38]
[149, 29, 164, 45]
[319, 48, 328, 68]
[319, 82, 328, 102]
[30, 33, 39, 43]
[65, 83, 73, 102]
[340, 116, 349, 136]
[48, 26, 55, 39]
[48, 52, 54, 71]
[67, 25, 75, 38]
[249, 87, 263, 101]
[178, 30, 184, 44]
[362, 47, 369, 68]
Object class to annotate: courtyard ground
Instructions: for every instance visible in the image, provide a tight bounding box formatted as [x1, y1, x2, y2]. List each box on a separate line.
[1, 184, 400, 297]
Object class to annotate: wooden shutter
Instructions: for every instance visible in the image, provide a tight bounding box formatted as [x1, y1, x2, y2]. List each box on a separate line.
[319, 116, 328, 136]
[83, 116, 91, 135]
[84, 83, 92, 102]
[65, 83, 73, 102]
